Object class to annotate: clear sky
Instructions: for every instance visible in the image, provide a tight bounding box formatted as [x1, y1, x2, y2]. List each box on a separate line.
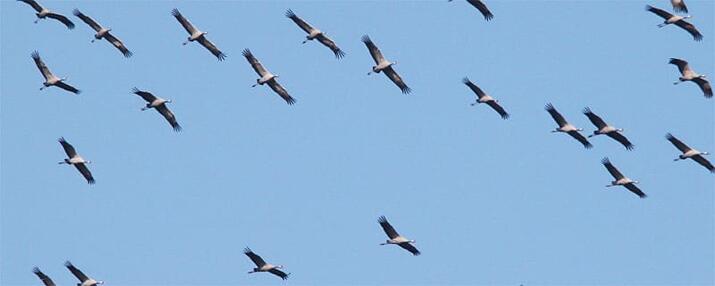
[1, 1, 713, 285]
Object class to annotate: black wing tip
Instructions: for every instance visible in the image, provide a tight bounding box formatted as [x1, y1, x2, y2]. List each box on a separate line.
[67, 23, 76, 29]
[582, 107, 593, 114]
[58, 136, 67, 143]
[462, 77, 471, 84]
[625, 144, 635, 150]
[123, 50, 133, 58]
[401, 86, 412, 94]
[645, 5, 656, 11]
[544, 103, 555, 111]
[172, 124, 182, 132]
[31, 50, 40, 59]
[285, 97, 296, 105]
[501, 113, 510, 119]
[64, 261, 73, 267]
[285, 9, 296, 18]
[484, 14, 494, 21]
[241, 48, 252, 57]
[216, 53, 227, 61]
[32, 266, 41, 274]
[131, 87, 141, 94]
[334, 49, 346, 59]
[665, 132, 675, 140]
[377, 215, 388, 223]
[87, 178, 96, 184]
[361, 35, 371, 43]
[584, 142, 593, 149]
[72, 8, 81, 16]
[669, 58, 685, 64]
[601, 157, 611, 165]
[243, 247, 253, 254]
[413, 251, 422, 256]
[171, 8, 180, 16]
[693, 34, 703, 41]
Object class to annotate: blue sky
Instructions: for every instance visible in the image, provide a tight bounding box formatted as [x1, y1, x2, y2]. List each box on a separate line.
[1, 1, 713, 285]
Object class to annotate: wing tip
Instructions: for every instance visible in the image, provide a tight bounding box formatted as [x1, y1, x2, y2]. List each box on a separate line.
[285, 9, 295, 18]
[32, 267, 41, 274]
[665, 132, 674, 140]
[544, 102, 555, 111]
[64, 260, 72, 268]
[31, 50, 40, 59]
[334, 49, 346, 59]
[401, 86, 412, 94]
[601, 157, 610, 165]
[361, 34, 371, 43]
[582, 107, 592, 114]
[243, 247, 252, 254]
[217, 53, 227, 61]
[173, 124, 182, 132]
[241, 48, 252, 57]
[501, 113, 510, 120]
[87, 178, 96, 184]
[377, 215, 387, 223]
[72, 8, 80, 16]
[171, 8, 180, 16]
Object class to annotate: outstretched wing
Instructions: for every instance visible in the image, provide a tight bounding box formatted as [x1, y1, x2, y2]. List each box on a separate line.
[668, 58, 691, 75]
[692, 155, 715, 173]
[671, 0, 688, 13]
[462, 77, 486, 98]
[645, 5, 674, 20]
[398, 242, 421, 256]
[692, 77, 712, 98]
[285, 9, 314, 34]
[582, 107, 607, 129]
[74, 163, 95, 184]
[378, 216, 400, 239]
[242, 49, 268, 76]
[486, 101, 509, 119]
[171, 8, 197, 35]
[607, 132, 634, 150]
[467, 0, 494, 20]
[132, 88, 158, 103]
[675, 19, 703, 41]
[33, 267, 56, 286]
[19, 0, 43, 12]
[625, 183, 647, 198]
[31, 51, 53, 81]
[47, 13, 75, 29]
[197, 36, 226, 61]
[317, 34, 345, 59]
[383, 66, 411, 94]
[268, 269, 290, 280]
[55, 81, 81, 94]
[545, 103, 567, 127]
[267, 80, 296, 105]
[104, 32, 132, 57]
[72, 9, 102, 32]
[665, 133, 691, 153]
[361, 35, 385, 65]
[243, 248, 266, 267]
[601, 158, 624, 180]
[58, 137, 77, 158]
[568, 131, 592, 149]
[64, 261, 89, 282]
[155, 104, 182, 132]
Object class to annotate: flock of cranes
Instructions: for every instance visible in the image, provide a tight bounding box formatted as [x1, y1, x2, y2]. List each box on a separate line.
[13, 0, 712, 283]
